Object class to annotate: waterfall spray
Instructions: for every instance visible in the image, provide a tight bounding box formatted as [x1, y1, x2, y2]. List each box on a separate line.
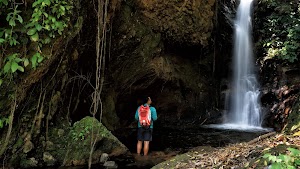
[226, 0, 262, 127]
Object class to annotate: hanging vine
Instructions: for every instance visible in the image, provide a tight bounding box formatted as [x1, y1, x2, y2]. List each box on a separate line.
[88, 0, 109, 168]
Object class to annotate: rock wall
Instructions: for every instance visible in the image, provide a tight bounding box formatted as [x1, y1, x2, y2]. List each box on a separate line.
[107, 0, 217, 128]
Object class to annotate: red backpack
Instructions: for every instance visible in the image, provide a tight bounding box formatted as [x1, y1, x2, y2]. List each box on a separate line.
[138, 105, 151, 128]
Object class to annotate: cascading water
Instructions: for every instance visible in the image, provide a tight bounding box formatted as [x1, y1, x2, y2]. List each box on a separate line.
[204, 0, 270, 131]
[225, 0, 262, 127]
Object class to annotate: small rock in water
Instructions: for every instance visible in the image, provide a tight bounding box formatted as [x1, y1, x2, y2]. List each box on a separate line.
[100, 153, 109, 163]
[103, 161, 118, 169]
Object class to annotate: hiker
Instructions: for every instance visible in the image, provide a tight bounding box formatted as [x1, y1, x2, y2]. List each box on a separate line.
[135, 97, 158, 156]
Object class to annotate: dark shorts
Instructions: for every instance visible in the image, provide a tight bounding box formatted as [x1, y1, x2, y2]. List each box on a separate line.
[137, 127, 153, 141]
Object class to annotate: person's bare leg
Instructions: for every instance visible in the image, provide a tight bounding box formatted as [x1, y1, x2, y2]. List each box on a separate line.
[143, 141, 150, 155]
[137, 140, 143, 155]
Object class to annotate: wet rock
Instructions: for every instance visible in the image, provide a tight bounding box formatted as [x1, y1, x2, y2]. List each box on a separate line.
[103, 161, 118, 169]
[100, 153, 109, 163]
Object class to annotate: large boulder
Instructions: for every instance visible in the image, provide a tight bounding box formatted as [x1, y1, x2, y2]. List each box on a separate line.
[48, 116, 129, 166]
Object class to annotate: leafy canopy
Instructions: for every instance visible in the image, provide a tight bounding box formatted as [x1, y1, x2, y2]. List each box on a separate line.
[0, 0, 73, 85]
[257, 0, 300, 63]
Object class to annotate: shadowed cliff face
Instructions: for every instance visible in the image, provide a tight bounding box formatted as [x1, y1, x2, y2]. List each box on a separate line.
[102, 0, 217, 129]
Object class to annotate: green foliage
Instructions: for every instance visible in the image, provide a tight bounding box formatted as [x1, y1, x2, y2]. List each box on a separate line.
[0, 116, 10, 129]
[31, 52, 44, 69]
[263, 147, 300, 169]
[3, 53, 25, 74]
[257, 1, 300, 63]
[0, 0, 73, 85]
[26, 0, 73, 43]
[71, 125, 91, 141]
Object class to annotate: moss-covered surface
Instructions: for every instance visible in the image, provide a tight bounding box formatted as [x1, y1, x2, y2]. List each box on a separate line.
[50, 116, 129, 166]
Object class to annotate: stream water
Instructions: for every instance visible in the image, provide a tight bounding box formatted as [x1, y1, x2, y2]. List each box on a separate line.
[42, 126, 271, 169]
[110, 126, 270, 169]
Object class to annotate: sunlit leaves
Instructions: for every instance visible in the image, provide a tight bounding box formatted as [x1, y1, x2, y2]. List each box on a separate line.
[0, 0, 73, 84]
[30, 32, 39, 42]
[263, 147, 300, 169]
[6, 6, 23, 27]
[31, 52, 44, 69]
[3, 54, 25, 74]
[258, 1, 300, 63]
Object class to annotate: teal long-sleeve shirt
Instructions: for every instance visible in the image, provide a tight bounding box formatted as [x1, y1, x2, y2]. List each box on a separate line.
[135, 104, 157, 128]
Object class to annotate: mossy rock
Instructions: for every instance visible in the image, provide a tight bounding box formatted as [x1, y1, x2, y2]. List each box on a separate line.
[61, 116, 128, 166]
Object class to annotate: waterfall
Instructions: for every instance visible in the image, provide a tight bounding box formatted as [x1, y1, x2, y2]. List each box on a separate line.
[203, 0, 272, 131]
[226, 0, 262, 127]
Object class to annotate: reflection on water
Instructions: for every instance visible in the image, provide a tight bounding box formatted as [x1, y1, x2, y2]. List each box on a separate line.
[203, 124, 273, 132]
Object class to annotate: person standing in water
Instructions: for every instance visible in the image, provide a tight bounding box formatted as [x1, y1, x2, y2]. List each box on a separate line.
[135, 97, 158, 156]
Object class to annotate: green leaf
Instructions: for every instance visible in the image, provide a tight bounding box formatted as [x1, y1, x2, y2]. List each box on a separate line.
[287, 165, 296, 169]
[270, 162, 281, 169]
[60, 5, 65, 11]
[35, 23, 43, 31]
[51, 17, 56, 22]
[9, 19, 16, 27]
[32, 1, 39, 7]
[6, 13, 12, 21]
[27, 28, 37, 36]
[17, 66, 24, 72]
[44, 0, 51, 5]
[263, 153, 272, 159]
[43, 37, 51, 44]
[295, 159, 300, 165]
[55, 21, 63, 28]
[30, 33, 39, 42]
[288, 148, 300, 156]
[44, 24, 50, 30]
[14, 57, 22, 63]
[11, 61, 19, 73]
[37, 55, 43, 63]
[17, 15, 23, 23]
[31, 54, 38, 68]
[0, 38, 5, 43]
[43, 12, 48, 17]
[3, 62, 11, 73]
[2, 0, 8, 5]
[0, 120, 3, 128]
[23, 58, 29, 67]
[0, 79, 2, 86]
